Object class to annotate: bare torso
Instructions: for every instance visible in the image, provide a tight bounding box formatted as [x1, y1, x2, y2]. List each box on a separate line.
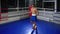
[31, 7, 37, 14]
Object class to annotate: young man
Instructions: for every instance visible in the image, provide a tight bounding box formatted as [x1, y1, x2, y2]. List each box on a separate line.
[29, 4, 39, 34]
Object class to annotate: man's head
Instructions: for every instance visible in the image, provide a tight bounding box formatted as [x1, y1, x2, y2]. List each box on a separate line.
[31, 4, 35, 7]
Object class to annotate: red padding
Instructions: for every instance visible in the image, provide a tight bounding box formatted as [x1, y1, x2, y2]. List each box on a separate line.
[1, 12, 8, 21]
[0, 8, 8, 21]
[0, 12, 1, 21]
[29, 6, 32, 17]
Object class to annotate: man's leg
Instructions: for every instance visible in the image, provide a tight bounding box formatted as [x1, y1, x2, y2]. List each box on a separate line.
[31, 30, 34, 34]
[30, 16, 35, 23]
[36, 28, 38, 34]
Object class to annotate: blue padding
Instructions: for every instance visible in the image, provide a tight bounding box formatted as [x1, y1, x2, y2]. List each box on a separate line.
[0, 18, 60, 34]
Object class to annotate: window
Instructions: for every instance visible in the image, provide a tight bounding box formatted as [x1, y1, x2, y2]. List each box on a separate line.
[1, 0, 8, 13]
[8, 0, 17, 8]
[1, 0, 8, 8]
[19, 0, 29, 11]
[43, 2, 54, 11]
[43, 0, 54, 1]
[25, 0, 29, 7]
[44, 2, 54, 9]
[19, 0, 29, 7]
[35, 0, 43, 8]
[19, 0, 25, 7]
[57, 0, 60, 12]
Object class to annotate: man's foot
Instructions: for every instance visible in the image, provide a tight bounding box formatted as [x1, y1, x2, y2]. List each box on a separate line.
[33, 23, 37, 30]
[33, 25, 37, 30]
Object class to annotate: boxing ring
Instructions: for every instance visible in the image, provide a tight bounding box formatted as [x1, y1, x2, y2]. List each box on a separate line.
[0, 8, 60, 34]
[0, 17, 60, 34]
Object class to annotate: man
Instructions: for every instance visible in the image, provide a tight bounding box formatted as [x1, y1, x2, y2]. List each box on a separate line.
[30, 4, 39, 30]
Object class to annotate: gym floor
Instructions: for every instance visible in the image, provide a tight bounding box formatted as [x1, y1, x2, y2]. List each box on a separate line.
[0, 18, 60, 34]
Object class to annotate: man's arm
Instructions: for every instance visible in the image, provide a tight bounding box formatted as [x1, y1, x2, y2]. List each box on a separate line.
[35, 8, 39, 15]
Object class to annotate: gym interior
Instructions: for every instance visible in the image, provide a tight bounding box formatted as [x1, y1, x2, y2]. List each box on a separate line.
[0, 0, 60, 34]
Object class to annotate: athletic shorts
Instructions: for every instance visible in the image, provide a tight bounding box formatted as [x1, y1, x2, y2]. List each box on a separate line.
[31, 16, 37, 21]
